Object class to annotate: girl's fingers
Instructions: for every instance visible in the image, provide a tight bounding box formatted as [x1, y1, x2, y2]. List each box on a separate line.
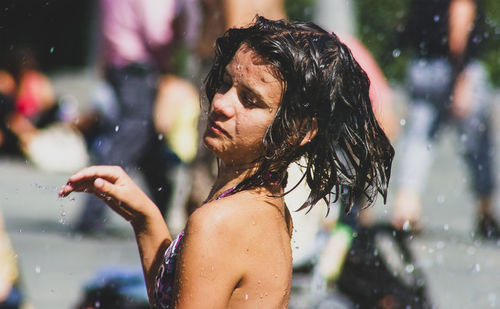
[59, 166, 125, 197]
[58, 166, 151, 223]
[59, 166, 127, 199]
[93, 177, 118, 200]
[68, 166, 123, 184]
[58, 184, 73, 197]
[59, 179, 95, 196]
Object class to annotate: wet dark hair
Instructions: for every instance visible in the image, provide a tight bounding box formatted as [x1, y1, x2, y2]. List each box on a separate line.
[204, 16, 394, 213]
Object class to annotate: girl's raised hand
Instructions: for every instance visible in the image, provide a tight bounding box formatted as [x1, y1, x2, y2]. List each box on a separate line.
[59, 165, 157, 225]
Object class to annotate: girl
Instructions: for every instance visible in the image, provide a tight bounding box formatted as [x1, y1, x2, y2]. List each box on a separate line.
[60, 16, 394, 308]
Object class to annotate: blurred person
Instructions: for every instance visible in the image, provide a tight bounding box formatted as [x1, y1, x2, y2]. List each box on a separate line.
[0, 47, 89, 174]
[74, 0, 197, 234]
[60, 16, 394, 308]
[153, 74, 201, 234]
[153, 75, 200, 165]
[0, 46, 57, 156]
[196, 0, 286, 62]
[391, 0, 499, 239]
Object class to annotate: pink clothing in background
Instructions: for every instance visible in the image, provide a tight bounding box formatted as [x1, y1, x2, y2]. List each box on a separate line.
[99, 0, 179, 70]
[337, 33, 393, 114]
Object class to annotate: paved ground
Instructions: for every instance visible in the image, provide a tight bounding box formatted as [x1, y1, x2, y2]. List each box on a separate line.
[2, 71, 500, 308]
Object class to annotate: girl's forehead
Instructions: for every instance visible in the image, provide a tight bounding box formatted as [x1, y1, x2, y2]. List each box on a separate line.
[229, 46, 280, 85]
[231, 45, 268, 69]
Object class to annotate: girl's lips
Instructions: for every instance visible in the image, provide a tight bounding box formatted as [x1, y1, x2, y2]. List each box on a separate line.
[208, 120, 230, 137]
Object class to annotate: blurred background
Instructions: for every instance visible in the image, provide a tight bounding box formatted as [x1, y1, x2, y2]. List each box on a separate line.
[1, 0, 500, 308]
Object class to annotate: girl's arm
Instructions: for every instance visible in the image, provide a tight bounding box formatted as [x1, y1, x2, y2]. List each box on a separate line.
[59, 165, 172, 301]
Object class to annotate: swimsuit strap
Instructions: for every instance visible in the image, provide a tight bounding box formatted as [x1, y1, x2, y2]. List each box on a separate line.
[214, 172, 280, 200]
[215, 185, 237, 200]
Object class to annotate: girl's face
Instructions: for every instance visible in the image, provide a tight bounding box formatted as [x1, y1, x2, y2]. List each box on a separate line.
[203, 45, 282, 166]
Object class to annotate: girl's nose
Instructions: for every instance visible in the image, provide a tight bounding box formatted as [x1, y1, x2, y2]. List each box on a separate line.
[212, 90, 236, 118]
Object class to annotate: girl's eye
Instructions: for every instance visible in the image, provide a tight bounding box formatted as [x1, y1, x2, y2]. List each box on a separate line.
[241, 93, 257, 107]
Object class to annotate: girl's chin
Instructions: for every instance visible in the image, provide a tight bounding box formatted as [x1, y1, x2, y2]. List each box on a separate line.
[203, 137, 224, 158]
[203, 136, 262, 165]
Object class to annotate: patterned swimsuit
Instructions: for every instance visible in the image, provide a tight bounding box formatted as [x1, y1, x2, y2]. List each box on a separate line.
[153, 231, 184, 308]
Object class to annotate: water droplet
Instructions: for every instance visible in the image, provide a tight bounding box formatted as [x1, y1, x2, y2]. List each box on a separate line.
[59, 207, 67, 225]
[405, 264, 415, 273]
[402, 220, 411, 231]
[158, 134, 164, 141]
[472, 263, 481, 273]
[50, 47, 54, 54]
[392, 49, 401, 58]
[114, 125, 120, 132]
[245, 294, 249, 300]
[400, 119, 406, 126]
[433, 15, 440, 22]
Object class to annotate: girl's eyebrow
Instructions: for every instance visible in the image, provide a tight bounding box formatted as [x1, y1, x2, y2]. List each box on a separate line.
[240, 83, 268, 106]
[225, 66, 271, 107]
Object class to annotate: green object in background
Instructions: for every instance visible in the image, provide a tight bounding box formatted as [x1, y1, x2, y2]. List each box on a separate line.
[316, 223, 354, 282]
[356, 0, 500, 86]
[310, 222, 354, 292]
[286, 0, 317, 21]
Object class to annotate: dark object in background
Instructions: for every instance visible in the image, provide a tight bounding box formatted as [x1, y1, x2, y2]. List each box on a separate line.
[0, 0, 95, 72]
[72, 266, 150, 309]
[0, 283, 23, 309]
[336, 223, 433, 309]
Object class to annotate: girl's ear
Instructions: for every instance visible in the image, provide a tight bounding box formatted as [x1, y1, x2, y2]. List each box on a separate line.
[299, 117, 318, 146]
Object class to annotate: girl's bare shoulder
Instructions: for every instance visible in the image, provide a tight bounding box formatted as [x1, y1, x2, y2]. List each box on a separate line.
[187, 190, 287, 243]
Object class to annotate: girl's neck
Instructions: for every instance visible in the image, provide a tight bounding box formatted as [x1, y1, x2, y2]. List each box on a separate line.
[206, 163, 257, 203]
